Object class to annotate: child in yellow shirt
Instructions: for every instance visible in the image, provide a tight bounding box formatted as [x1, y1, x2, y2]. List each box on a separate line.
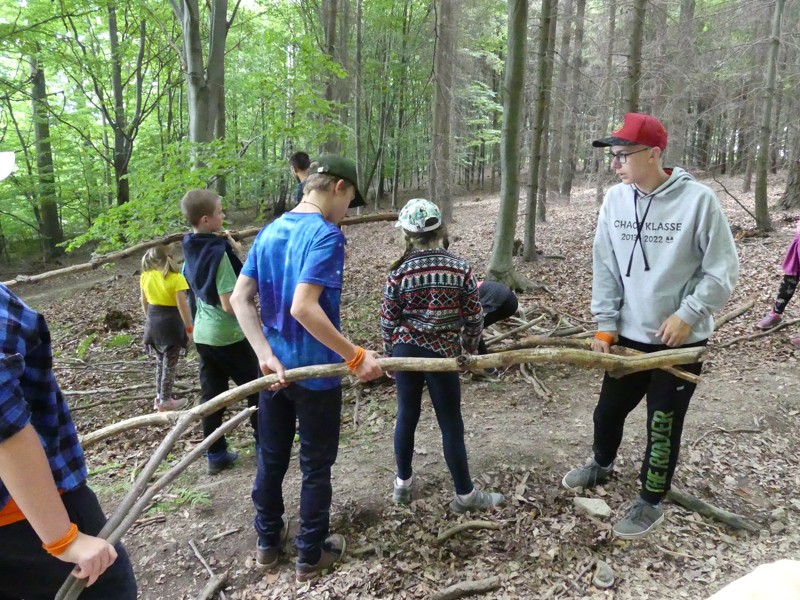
[140, 245, 193, 412]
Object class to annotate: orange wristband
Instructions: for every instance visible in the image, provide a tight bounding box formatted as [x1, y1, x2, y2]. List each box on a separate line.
[43, 522, 79, 556]
[185, 325, 194, 334]
[594, 332, 615, 344]
[346, 346, 366, 373]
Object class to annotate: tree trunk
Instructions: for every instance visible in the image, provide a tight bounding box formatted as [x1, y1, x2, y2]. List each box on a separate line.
[107, 3, 131, 206]
[485, 0, 532, 291]
[548, 0, 573, 189]
[429, 0, 454, 222]
[536, 7, 559, 224]
[355, 0, 364, 191]
[595, 0, 616, 204]
[171, 0, 230, 154]
[623, 0, 646, 113]
[391, 0, 411, 212]
[322, 0, 339, 154]
[667, 0, 695, 166]
[559, 0, 585, 200]
[754, 0, 784, 231]
[523, 0, 558, 261]
[777, 125, 800, 209]
[650, 0, 669, 116]
[30, 56, 62, 254]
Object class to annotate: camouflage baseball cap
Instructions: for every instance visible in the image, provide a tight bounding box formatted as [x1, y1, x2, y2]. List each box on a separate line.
[396, 198, 442, 232]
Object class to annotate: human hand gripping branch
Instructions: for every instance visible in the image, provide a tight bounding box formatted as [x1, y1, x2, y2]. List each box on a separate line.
[657, 314, 692, 347]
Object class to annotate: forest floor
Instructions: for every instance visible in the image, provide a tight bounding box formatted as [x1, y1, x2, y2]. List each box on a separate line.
[12, 172, 800, 600]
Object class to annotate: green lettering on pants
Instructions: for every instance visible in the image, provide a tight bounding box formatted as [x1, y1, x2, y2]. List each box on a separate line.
[646, 411, 675, 493]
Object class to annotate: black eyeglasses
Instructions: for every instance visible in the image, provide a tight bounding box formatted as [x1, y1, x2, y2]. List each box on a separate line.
[608, 148, 650, 164]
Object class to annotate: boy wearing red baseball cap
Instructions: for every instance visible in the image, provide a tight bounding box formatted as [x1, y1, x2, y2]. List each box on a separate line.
[562, 113, 740, 538]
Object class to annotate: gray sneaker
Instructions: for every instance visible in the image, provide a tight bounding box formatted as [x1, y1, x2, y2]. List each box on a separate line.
[562, 457, 614, 490]
[295, 534, 346, 583]
[392, 479, 412, 505]
[612, 497, 665, 539]
[256, 515, 290, 569]
[449, 489, 505, 514]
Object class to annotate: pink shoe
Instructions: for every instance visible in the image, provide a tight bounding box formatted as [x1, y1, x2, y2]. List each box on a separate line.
[157, 397, 187, 412]
[756, 311, 782, 330]
[790, 333, 800, 347]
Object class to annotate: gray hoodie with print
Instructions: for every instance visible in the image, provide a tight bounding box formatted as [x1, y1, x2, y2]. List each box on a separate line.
[592, 167, 739, 345]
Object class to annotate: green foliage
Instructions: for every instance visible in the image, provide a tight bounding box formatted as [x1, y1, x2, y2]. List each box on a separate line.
[88, 462, 124, 477]
[105, 334, 134, 348]
[147, 488, 212, 515]
[76, 332, 98, 359]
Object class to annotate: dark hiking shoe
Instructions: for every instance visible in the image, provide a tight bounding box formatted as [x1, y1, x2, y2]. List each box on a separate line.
[562, 457, 614, 491]
[207, 449, 239, 475]
[393, 478, 413, 505]
[295, 534, 346, 583]
[612, 497, 665, 539]
[256, 516, 290, 569]
[449, 489, 505, 514]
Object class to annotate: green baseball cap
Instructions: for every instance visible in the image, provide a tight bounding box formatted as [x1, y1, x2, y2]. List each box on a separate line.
[313, 155, 366, 208]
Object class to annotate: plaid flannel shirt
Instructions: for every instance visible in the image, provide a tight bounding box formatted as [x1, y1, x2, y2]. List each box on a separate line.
[0, 285, 86, 511]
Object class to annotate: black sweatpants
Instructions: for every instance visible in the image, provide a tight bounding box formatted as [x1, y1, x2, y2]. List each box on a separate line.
[592, 336, 706, 505]
[196, 339, 261, 453]
[0, 485, 137, 600]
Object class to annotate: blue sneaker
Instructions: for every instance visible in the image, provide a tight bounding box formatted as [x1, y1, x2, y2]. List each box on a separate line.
[207, 449, 239, 475]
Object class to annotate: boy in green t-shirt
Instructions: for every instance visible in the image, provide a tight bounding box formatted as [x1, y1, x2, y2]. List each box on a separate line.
[181, 189, 261, 475]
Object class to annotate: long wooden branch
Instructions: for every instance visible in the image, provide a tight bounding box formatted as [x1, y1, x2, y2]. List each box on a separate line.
[431, 576, 501, 600]
[2, 213, 398, 288]
[81, 348, 705, 448]
[493, 336, 701, 384]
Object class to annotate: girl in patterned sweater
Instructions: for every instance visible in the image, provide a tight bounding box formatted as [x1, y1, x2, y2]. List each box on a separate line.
[381, 199, 505, 513]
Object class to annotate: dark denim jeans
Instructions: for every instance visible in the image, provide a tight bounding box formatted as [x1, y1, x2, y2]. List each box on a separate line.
[392, 344, 473, 495]
[0, 485, 137, 600]
[252, 383, 342, 564]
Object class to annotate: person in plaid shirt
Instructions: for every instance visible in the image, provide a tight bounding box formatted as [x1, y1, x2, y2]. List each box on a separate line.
[381, 199, 506, 513]
[0, 155, 136, 598]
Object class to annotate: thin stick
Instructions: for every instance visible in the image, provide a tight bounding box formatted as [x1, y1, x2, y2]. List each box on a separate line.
[713, 298, 755, 330]
[485, 315, 547, 346]
[716, 317, 800, 349]
[711, 175, 758, 222]
[666, 486, 760, 532]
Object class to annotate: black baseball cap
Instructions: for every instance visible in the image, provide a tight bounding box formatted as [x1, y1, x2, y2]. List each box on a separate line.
[313, 155, 366, 208]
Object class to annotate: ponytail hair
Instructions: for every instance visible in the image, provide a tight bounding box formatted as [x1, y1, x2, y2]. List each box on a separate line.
[389, 225, 449, 271]
[141, 244, 181, 277]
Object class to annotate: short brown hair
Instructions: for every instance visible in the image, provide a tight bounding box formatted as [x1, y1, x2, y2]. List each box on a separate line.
[181, 189, 219, 226]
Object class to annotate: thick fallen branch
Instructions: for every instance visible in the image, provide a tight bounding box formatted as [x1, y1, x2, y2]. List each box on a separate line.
[431, 576, 501, 600]
[437, 520, 503, 543]
[666, 486, 760, 532]
[81, 348, 706, 448]
[3, 213, 398, 288]
[494, 336, 701, 384]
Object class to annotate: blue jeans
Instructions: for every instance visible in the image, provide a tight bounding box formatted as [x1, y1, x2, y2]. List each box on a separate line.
[392, 344, 473, 495]
[252, 383, 342, 564]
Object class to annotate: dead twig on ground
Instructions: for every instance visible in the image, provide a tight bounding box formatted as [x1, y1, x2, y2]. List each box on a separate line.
[691, 425, 763, 448]
[711, 175, 758, 223]
[207, 528, 241, 543]
[131, 514, 165, 530]
[436, 520, 504, 543]
[716, 317, 800, 349]
[189, 540, 227, 600]
[484, 315, 547, 346]
[430, 576, 501, 600]
[714, 298, 756, 330]
[666, 486, 760, 532]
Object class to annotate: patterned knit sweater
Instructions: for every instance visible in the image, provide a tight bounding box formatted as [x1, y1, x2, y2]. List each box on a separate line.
[380, 248, 483, 358]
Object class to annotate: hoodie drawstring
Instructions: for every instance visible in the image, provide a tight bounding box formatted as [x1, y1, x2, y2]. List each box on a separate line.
[625, 189, 654, 278]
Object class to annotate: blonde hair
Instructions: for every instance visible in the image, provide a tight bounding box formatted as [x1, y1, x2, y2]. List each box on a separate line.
[141, 244, 181, 276]
[389, 226, 449, 271]
[303, 162, 355, 196]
